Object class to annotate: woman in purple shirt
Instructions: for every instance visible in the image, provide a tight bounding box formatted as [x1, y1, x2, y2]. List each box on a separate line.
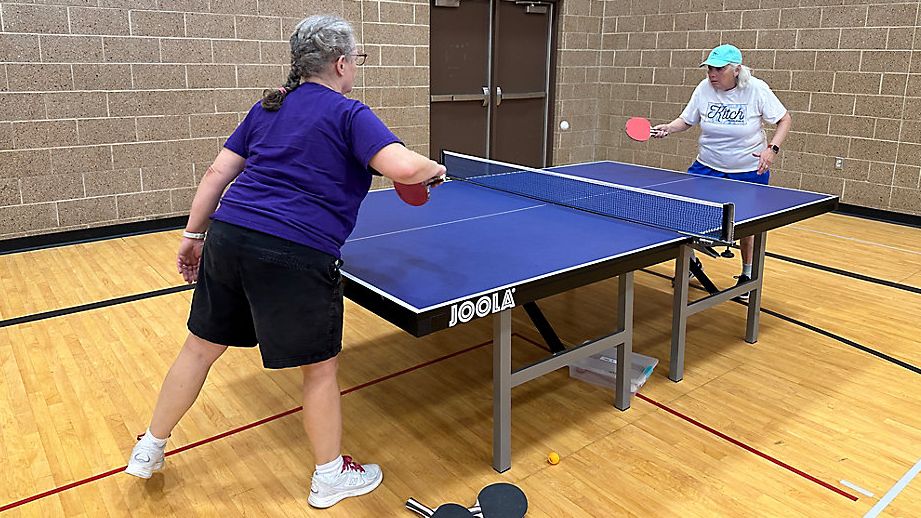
[125, 15, 445, 509]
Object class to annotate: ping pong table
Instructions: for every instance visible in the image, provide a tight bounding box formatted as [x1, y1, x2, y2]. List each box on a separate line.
[341, 151, 837, 472]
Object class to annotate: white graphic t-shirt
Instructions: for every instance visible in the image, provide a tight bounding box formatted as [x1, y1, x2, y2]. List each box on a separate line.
[679, 76, 787, 173]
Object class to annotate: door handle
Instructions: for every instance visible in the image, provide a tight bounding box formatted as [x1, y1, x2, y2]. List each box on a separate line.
[496, 86, 502, 106]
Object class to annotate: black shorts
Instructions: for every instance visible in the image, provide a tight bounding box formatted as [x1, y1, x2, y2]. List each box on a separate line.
[187, 220, 344, 369]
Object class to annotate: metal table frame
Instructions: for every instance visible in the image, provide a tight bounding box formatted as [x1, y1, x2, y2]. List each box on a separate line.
[669, 232, 767, 381]
[490, 272, 634, 472]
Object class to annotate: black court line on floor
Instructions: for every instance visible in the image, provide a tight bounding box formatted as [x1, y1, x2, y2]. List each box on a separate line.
[641, 269, 921, 376]
[711, 243, 920, 296]
[759, 307, 921, 375]
[765, 251, 921, 295]
[0, 285, 195, 329]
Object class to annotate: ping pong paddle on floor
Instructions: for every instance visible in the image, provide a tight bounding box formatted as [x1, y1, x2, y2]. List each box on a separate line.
[469, 482, 528, 518]
[405, 498, 475, 517]
[394, 175, 446, 206]
[625, 117, 662, 142]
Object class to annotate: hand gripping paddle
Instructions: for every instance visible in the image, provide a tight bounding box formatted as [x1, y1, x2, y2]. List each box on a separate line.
[394, 175, 446, 206]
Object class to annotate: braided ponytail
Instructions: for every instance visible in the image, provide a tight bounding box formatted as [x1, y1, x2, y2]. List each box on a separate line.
[261, 67, 302, 111]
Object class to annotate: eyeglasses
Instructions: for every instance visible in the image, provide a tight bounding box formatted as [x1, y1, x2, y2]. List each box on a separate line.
[350, 53, 368, 66]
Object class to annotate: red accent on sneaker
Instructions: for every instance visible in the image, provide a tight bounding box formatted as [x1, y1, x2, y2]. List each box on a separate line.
[341, 455, 366, 474]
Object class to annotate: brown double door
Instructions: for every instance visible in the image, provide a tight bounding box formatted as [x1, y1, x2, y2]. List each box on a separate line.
[430, 0, 555, 168]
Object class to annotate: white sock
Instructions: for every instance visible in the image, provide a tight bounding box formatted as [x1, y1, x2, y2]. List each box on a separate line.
[315, 455, 343, 480]
[143, 429, 167, 448]
[742, 264, 752, 277]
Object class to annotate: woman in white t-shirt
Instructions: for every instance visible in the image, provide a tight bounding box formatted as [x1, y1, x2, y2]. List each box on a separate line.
[652, 44, 792, 301]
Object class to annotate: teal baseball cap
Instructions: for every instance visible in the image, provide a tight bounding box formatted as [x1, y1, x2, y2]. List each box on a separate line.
[700, 44, 742, 67]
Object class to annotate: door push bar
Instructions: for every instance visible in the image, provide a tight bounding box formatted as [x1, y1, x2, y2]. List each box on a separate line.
[430, 86, 491, 107]
[496, 87, 545, 106]
[431, 87, 545, 107]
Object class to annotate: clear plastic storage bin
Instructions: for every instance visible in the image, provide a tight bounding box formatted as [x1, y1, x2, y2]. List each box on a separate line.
[569, 350, 658, 394]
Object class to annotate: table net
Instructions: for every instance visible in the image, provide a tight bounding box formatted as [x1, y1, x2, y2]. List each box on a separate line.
[442, 151, 734, 243]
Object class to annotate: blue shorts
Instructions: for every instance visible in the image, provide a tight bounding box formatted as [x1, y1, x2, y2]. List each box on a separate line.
[687, 160, 770, 185]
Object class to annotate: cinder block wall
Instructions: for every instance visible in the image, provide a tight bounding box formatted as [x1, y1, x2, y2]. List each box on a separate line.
[552, 0, 604, 165]
[0, 0, 430, 239]
[596, 0, 921, 215]
[3, 0, 921, 239]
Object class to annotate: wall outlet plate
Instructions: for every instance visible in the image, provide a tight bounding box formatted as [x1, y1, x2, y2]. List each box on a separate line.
[834, 157, 844, 169]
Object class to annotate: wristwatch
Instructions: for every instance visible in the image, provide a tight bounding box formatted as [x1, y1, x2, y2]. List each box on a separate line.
[769, 144, 780, 153]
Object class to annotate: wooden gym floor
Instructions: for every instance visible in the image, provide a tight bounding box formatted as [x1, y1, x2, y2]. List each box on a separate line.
[0, 212, 919, 517]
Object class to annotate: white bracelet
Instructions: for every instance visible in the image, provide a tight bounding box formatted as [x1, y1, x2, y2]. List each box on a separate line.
[182, 230, 206, 240]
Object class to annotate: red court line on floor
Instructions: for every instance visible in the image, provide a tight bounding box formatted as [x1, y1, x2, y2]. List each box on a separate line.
[634, 392, 858, 501]
[0, 338, 493, 513]
[516, 333, 859, 502]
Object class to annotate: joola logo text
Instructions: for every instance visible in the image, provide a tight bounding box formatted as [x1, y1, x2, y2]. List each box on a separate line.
[448, 288, 516, 327]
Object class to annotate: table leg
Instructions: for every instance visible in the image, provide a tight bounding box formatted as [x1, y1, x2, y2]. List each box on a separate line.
[615, 272, 633, 410]
[745, 232, 767, 343]
[670, 244, 690, 382]
[492, 309, 512, 473]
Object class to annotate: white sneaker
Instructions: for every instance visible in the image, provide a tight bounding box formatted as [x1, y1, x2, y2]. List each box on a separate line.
[308, 456, 383, 508]
[125, 435, 166, 479]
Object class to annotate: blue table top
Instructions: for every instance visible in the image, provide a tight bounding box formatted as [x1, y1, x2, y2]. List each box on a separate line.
[549, 161, 832, 225]
[341, 160, 835, 313]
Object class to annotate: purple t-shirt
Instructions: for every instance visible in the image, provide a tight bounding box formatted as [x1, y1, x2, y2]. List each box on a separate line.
[213, 82, 401, 258]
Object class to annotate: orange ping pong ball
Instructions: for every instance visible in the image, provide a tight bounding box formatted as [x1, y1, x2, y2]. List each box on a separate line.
[547, 451, 560, 465]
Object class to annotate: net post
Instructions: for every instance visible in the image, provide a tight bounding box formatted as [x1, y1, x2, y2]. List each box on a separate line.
[721, 202, 735, 243]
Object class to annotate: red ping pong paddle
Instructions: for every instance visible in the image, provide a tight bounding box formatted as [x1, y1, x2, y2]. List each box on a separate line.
[625, 117, 660, 142]
[394, 175, 446, 206]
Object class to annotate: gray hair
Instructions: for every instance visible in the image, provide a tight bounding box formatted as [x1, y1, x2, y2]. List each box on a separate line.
[262, 15, 356, 110]
[737, 64, 752, 88]
[290, 15, 356, 79]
